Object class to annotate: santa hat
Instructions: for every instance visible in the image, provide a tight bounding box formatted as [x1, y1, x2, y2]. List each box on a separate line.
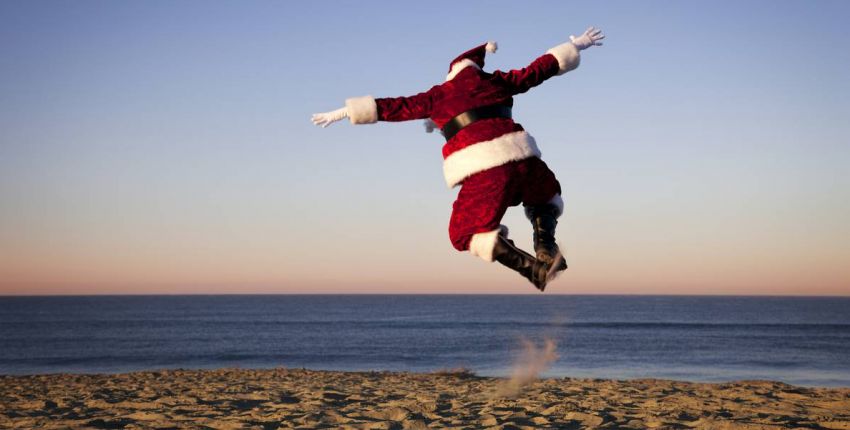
[446, 41, 497, 81]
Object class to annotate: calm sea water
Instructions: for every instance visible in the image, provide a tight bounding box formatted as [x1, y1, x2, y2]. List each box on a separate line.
[1, 295, 848, 387]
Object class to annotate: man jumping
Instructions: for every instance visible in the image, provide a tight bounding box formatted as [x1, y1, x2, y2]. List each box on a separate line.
[312, 27, 605, 291]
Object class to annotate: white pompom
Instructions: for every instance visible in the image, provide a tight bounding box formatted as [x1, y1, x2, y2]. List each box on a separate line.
[485, 41, 498, 53]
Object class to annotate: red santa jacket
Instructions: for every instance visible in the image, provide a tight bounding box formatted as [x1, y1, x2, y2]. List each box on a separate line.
[344, 41, 581, 188]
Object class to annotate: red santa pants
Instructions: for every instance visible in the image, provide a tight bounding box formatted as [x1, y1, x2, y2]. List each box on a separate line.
[449, 157, 561, 259]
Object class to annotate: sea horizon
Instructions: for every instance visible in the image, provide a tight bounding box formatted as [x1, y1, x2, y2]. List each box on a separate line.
[2, 295, 849, 387]
[2, 293, 849, 297]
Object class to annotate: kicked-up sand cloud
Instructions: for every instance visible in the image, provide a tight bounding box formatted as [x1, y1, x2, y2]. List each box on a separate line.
[494, 337, 558, 398]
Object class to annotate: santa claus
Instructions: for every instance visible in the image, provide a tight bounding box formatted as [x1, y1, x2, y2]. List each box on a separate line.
[312, 27, 604, 291]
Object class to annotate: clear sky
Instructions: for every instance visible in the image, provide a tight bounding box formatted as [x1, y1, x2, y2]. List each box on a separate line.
[1, 1, 848, 295]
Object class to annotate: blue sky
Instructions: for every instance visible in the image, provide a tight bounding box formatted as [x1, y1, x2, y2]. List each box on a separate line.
[1, 1, 848, 294]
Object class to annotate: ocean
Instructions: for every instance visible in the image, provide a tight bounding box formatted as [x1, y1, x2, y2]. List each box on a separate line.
[1, 295, 848, 387]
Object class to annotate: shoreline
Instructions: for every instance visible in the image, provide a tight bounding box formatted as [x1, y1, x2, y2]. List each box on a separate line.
[3, 366, 848, 389]
[2, 368, 849, 429]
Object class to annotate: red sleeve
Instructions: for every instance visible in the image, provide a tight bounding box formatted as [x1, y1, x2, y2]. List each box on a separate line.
[375, 86, 440, 122]
[490, 54, 561, 95]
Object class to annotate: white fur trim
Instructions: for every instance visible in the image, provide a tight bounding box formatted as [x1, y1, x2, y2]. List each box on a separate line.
[486, 41, 498, 53]
[442, 131, 540, 188]
[468, 227, 503, 262]
[499, 224, 509, 237]
[525, 194, 564, 219]
[446, 58, 481, 81]
[345, 95, 378, 124]
[545, 42, 581, 75]
[549, 194, 564, 216]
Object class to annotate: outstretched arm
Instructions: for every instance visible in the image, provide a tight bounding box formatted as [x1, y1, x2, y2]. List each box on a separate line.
[492, 26, 605, 94]
[311, 88, 438, 128]
[311, 95, 379, 128]
[375, 88, 437, 122]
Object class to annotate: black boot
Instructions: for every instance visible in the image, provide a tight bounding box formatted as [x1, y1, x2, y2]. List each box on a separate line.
[525, 203, 568, 271]
[492, 235, 550, 291]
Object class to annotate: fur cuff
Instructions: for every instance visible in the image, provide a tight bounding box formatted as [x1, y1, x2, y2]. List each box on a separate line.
[524, 194, 564, 219]
[468, 226, 507, 262]
[545, 42, 581, 75]
[550, 194, 564, 216]
[345, 95, 378, 124]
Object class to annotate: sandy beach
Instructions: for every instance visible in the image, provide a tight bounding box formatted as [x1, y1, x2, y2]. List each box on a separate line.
[0, 368, 848, 429]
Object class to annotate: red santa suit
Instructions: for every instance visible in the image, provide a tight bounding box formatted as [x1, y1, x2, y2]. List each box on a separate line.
[343, 40, 581, 262]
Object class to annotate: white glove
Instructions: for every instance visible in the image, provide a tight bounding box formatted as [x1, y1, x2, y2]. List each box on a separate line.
[570, 27, 605, 50]
[311, 107, 348, 128]
[423, 119, 438, 133]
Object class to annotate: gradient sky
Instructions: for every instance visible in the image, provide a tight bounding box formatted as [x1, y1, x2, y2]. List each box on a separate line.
[1, 1, 848, 295]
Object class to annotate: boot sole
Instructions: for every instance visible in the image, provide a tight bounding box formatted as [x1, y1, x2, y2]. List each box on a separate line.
[544, 249, 566, 286]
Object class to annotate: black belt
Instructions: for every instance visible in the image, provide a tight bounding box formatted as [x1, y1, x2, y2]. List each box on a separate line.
[441, 105, 512, 141]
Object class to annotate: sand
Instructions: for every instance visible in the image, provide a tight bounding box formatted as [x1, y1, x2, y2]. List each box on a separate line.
[1, 368, 849, 429]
